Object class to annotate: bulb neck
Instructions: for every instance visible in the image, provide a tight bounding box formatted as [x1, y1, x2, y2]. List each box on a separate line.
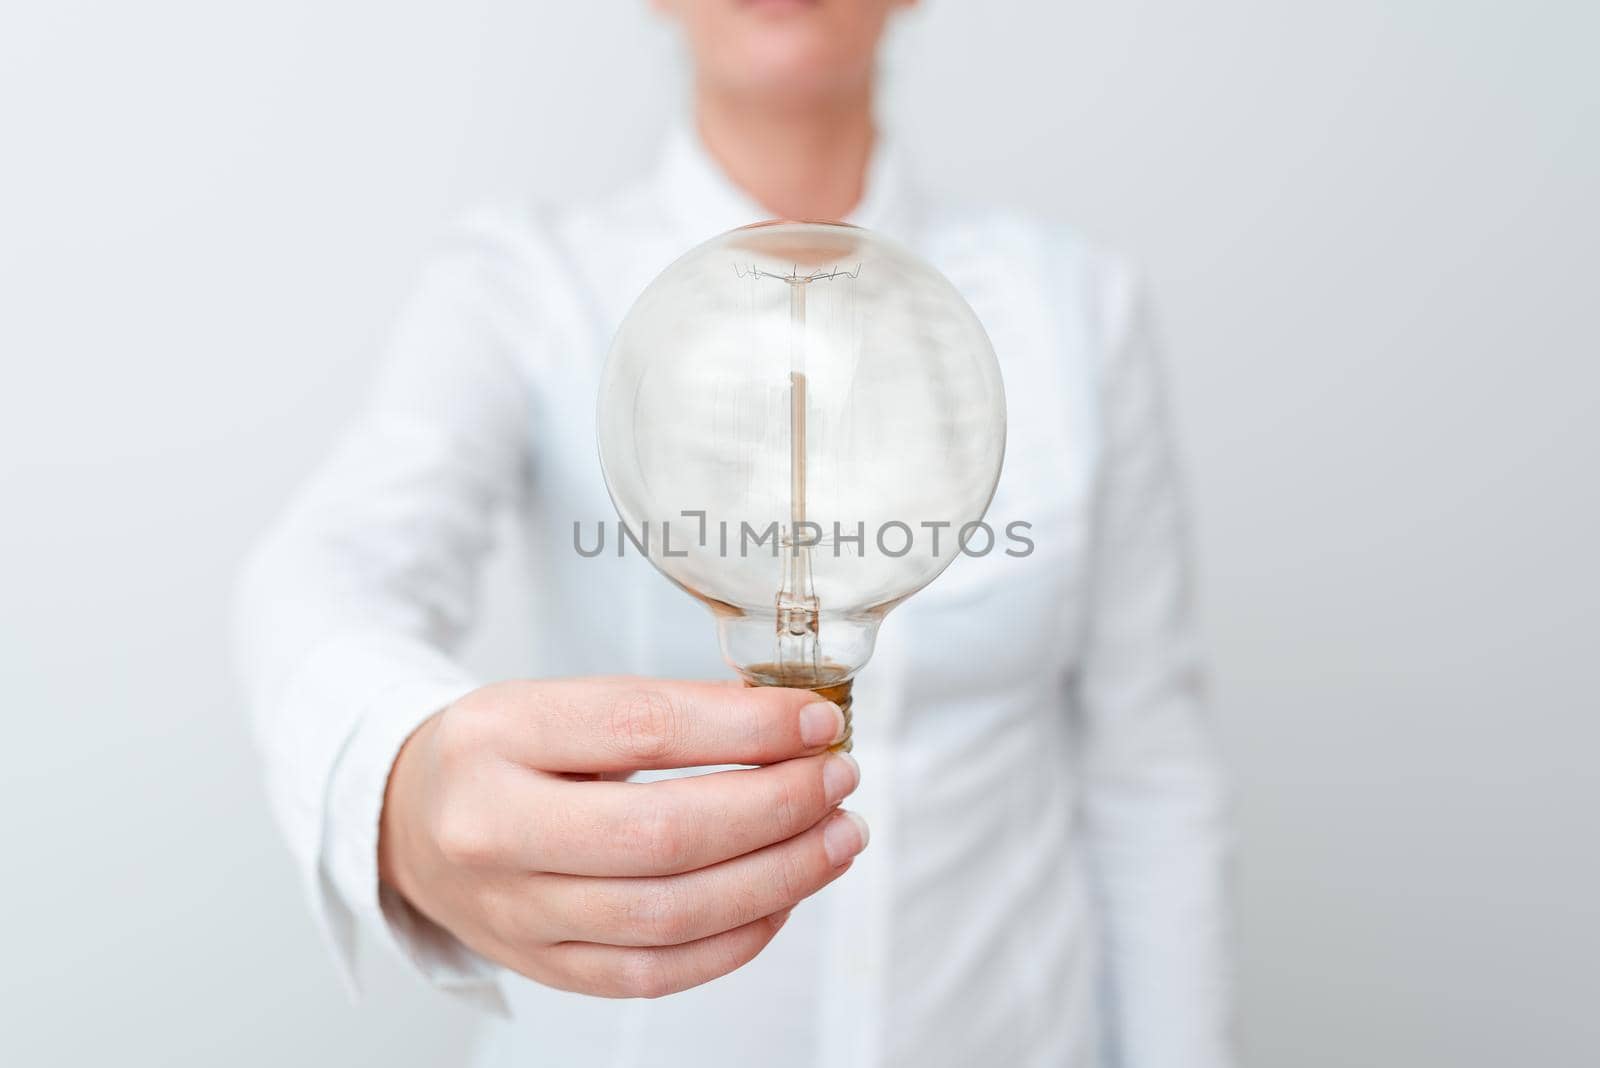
[741, 671, 855, 753]
[717, 613, 876, 754]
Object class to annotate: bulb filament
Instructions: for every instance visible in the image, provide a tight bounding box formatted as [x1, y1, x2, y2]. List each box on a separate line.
[734, 259, 861, 682]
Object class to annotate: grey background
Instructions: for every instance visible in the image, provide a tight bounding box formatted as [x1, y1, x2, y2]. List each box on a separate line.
[2, 1, 1595, 1065]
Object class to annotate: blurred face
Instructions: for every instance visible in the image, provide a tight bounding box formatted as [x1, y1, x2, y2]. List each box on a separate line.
[655, 0, 912, 103]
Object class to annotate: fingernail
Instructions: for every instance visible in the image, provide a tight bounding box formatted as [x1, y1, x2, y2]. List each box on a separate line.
[824, 809, 869, 866]
[822, 752, 860, 805]
[800, 701, 846, 747]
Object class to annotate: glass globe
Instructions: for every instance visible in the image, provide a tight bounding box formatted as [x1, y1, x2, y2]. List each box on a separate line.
[598, 221, 1005, 749]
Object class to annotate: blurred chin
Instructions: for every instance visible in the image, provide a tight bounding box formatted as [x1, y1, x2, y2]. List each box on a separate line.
[707, 25, 869, 98]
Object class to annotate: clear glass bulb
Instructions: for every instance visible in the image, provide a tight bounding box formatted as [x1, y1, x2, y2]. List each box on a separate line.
[598, 221, 1006, 750]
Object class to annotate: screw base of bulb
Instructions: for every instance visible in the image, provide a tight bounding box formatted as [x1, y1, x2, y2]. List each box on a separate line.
[739, 664, 855, 753]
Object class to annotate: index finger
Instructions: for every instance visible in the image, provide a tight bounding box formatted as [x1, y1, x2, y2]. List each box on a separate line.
[497, 676, 848, 772]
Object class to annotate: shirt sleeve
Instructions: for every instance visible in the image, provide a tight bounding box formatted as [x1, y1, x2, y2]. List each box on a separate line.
[232, 214, 545, 1014]
[1074, 257, 1234, 1067]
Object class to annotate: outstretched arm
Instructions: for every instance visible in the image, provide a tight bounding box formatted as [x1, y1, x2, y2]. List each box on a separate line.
[233, 215, 865, 1012]
[233, 217, 536, 1007]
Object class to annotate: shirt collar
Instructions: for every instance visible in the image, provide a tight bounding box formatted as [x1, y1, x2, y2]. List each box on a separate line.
[653, 121, 916, 248]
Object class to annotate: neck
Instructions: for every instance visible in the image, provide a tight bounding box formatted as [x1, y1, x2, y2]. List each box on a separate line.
[694, 83, 876, 223]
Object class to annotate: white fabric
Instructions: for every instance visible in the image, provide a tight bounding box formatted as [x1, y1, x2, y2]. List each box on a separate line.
[234, 125, 1232, 1068]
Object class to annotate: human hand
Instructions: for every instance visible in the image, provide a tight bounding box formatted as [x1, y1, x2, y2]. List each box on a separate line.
[378, 677, 866, 998]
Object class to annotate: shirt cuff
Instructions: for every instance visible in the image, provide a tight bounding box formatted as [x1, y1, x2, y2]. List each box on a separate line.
[316, 653, 510, 1016]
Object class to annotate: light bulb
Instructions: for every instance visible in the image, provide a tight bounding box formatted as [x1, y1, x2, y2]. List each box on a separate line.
[598, 221, 1005, 751]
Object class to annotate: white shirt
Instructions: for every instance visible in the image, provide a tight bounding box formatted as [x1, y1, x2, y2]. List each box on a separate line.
[234, 126, 1232, 1068]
